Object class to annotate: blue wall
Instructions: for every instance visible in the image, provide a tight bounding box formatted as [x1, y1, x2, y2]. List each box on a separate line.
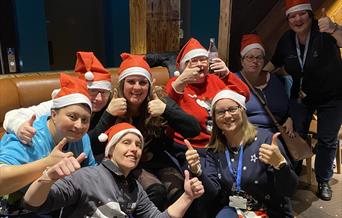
[190, 0, 220, 49]
[103, 0, 130, 67]
[14, 0, 50, 72]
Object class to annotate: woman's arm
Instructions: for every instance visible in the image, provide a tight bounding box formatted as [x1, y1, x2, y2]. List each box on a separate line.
[23, 154, 85, 208]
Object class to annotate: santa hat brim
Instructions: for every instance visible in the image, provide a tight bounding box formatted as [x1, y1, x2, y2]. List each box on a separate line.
[105, 128, 144, 157]
[211, 90, 246, 114]
[52, 93, 92, 111]
[87, 81, 112, 91]
[241, 43, 265, 57]
[118, 67, 151, 83]
[286, 4, 312, 16]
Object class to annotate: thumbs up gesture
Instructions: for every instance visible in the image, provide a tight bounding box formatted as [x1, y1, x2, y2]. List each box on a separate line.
[183, 170, 205, 200]
[46, 138, 74, 166]
[17, 115, 37, 145]
[43, 152, 87, 181]
[148, 80, 166, 117]
[258, 133, 286, 168]
[106, 88, 127, 116]
[184, 139, 202, 176]
[318, 8, 336, 34]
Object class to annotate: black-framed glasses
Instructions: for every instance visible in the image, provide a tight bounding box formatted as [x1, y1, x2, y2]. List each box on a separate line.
[215, 106, 241, 117]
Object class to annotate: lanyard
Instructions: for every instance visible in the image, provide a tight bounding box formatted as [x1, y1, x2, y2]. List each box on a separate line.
[295, 31, 311, 73]
[225, 146, 244, 193]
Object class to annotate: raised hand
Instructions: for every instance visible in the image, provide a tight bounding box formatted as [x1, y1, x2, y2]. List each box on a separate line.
[46, 138, 74, 166]
[258, 133, 286, 168]
[148, 81, 166, 117]
[209, 58, 230, 78]
[17, 115, 36, 145]
[318, 8, 336, 34]
[183, 170, 204, 200]
[184, 139, 202, 175]
[45, 152, 87, 181]
[106, 88, 127, 116]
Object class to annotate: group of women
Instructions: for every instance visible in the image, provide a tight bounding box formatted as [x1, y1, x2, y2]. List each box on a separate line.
[0, 0, 341, 217]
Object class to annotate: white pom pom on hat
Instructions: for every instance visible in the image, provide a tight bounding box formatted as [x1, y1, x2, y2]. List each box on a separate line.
[85, 71, 94, 81]
[98, 133, 108, 142]
[173, 71, 180, 77]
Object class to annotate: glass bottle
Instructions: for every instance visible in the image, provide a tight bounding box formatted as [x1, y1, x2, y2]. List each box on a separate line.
[208, 38, 218, 72]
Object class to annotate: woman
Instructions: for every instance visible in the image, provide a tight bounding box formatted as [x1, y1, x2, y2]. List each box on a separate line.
[0, 73, 96, 216]
[90, 52, 201, 210]
[236, 34, 294, 135]
[264, 0, 342, 201]
[3, 51, 112, 148]
[165, 38, 226, 171]
[186, 87, 298, 218]
[23, 122, 204, 218]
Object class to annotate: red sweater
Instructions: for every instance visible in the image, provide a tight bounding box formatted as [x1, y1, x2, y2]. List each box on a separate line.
[165, 74, 226, 148]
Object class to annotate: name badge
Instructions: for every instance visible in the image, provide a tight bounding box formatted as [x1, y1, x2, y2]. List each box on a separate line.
[229, 195, 247, 210]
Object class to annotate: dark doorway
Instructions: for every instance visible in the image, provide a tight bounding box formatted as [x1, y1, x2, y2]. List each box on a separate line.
[45, 0, 106, 70]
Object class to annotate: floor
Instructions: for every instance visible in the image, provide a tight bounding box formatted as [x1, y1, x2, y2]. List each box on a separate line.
[292, 162, 342, 218]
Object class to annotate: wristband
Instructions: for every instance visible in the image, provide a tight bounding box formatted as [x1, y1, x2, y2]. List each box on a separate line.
[330, 23, 338, 34]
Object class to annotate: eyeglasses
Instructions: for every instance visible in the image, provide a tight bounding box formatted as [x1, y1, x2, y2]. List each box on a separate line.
[88, 89, 111, 97]
[243, 55, 264, 63]
[215, 106, 241, 117]
[188, 56, 209, 67]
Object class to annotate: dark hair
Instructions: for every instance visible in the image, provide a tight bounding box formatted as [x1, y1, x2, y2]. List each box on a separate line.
[116, 79, 167, 141]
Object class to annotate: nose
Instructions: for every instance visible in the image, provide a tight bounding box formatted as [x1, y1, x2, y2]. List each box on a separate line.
[133, 82, 142, 89]
[223, 110, 233, 118]
[74, 119, 83, 129]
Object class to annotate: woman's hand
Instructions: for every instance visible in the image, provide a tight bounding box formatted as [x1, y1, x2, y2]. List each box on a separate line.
[282, 117, 295, 137]
[318, 8, 336, 34]
[258, 133, 287, 169]
[17, 115, 36, 145]
[183, 170, 204, 200]
[172, 64, 203, 92]
[184, 139, 202, 176]
[44, 153, 87, 181]
[209, 58, 229, 78]
[106, 89, 127, 116]
[148, 90, 166, 117]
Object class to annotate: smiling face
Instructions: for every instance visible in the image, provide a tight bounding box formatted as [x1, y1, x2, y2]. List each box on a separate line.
[110, 133, 142, 176]
[51, 104, 91, 142]
[287, 10, 312, 35]
[214, 98, 243, 134]
[122, 75, 150, 107]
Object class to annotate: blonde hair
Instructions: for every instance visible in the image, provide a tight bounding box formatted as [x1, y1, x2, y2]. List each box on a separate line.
[207, 104, 257, 153]
[116, 79, 166, 142]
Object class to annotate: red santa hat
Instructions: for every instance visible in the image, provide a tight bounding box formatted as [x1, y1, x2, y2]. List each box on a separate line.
[75, 51, 112, 91]
[98, 122, 144, 157]
[285, 0, 312, 16]
[240, 34, 265, 57]
[118, 53, 152, 83]
[175, 38, 208, 75]
[52, 73, 92, 111]
[211, 84, 250, 111]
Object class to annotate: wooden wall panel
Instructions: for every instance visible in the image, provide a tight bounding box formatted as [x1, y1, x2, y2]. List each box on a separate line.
[218, 0, 232, 64]
[130, 0, 180, 54]
[130, 0, 147, 54]
[146, 0, 180, 53]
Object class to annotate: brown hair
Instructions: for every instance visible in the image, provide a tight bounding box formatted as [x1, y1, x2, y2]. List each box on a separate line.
[115, 79, 167, 142]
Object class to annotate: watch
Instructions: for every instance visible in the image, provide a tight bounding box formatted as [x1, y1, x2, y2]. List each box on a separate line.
[274, 159, 287, 170]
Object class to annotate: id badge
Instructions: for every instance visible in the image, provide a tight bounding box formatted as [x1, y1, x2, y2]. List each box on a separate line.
[229, 195, 247, 210]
